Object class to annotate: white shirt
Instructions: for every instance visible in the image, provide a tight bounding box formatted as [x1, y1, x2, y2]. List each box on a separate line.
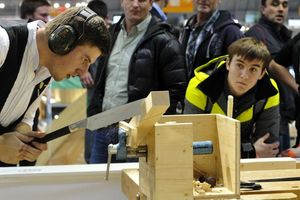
[0, 21, 51, 128]
[102, 15, 152, 111]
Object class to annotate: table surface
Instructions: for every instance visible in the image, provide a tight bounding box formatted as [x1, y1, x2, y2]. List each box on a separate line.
[240, 169, 300, 196]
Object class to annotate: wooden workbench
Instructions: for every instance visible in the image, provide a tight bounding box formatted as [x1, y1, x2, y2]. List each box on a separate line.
[122, 167, 300, 200]
[240, 169, 300, 197]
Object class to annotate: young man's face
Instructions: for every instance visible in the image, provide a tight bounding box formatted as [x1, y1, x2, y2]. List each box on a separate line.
[226, 55, 265, 97]
[32, 5, 50, 23]
[121, 0, 152, 26]
[51, 44, 101, 81]
[193, 0, 221, 14]
[261, 0, 288, 25]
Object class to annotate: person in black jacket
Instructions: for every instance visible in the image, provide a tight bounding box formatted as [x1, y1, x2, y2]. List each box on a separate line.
[269, 32, 300, 157]
[180, 0, 243, 79]
[245, 0, 296, 152]
[88, 0, 187, 164]
[20, 0, 51, 23]
[150, 0, 169, 21]
[81, 0, 110, 164]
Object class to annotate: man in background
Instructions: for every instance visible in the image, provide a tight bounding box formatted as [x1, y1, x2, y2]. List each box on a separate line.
[88, 0, 187, 164]
[20, 0, 51, 23]
[245, 0, 296, 151]
[150, 0, 169, 21]
[184, 38, 280, 158]
[269, 33, 300, 157]
[180, 0, 243, 79]
[81, 0, 110, 164]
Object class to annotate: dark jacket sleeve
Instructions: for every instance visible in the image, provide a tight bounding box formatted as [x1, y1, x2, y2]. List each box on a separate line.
[253, 104, 280, 143]
[183, 99, 205, 114]
[274, 32, 300, 67]
[221, 24, 244, 51]
[158, 34, 188, 114]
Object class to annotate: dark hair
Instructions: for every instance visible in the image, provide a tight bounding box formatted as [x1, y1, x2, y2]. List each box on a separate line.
[20, 0, 50, 19]
[227, 37, 271, 69]
[87, 0, 108, 18]
[261, 0, 267, 6]
[45, 7, 111, 55]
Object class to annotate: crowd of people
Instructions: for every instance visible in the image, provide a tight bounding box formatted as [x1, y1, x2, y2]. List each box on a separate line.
[0, 0, 299, 166]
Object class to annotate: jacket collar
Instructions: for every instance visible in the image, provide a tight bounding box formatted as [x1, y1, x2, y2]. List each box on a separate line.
[197, 60, 278, 103]
[258, 16, 292, 40]
[185, 10, 241, 32]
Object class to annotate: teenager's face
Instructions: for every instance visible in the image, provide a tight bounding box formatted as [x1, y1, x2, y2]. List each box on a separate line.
[226, 55, 265, 97]
[193, 0, 221, 14]
[121, 0, 152, 26]
[51, 44, 101, 81]
[261, 0, 288, 25]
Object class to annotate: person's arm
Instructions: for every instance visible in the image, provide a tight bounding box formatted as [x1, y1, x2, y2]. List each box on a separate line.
[14, 122, 47, 162]
[80, 71, 94, 88]
[269, 32, 300, 95]
[253, 88, 280, 157]
[159, 35, 187, 114]
[253, 133, 280, 157]
[268, 60, 299, 94]
[183, 99, 205, 114]
[0, 131, 32, 164]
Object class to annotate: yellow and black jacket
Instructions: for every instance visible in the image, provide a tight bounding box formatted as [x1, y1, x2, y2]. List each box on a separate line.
[184, 56, 280, 158]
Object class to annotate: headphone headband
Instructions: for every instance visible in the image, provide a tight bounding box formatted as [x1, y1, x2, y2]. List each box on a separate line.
[48, 7, 97, 55]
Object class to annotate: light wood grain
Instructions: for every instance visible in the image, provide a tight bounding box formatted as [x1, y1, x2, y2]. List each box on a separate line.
[241, 157, 296, 171]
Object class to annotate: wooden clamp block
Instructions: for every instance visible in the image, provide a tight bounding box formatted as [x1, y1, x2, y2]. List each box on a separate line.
[126, 91, 170, 148]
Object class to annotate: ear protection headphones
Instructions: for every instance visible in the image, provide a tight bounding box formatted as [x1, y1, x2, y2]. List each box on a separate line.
[48, 7, 97, 55]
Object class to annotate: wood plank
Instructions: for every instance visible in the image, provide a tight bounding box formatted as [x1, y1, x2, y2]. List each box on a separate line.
[241, 169, 300, 197]
[241, 193, 297, 200]
[122, 169, 141, 200]
[154, 123, 194, 200]
[139, 122, 194, 200]
[216, 114, 240, 195]
[128, 91, 169, 148]
[240, 158, 296, 171]
[36, 91, 86, 165]
[296, 158, 300, 169]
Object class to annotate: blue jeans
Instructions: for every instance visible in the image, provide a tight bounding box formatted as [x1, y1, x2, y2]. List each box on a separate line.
[279, 117, 290, 152]
[90, 125, 119, 164]
[84, 129, 96, 164]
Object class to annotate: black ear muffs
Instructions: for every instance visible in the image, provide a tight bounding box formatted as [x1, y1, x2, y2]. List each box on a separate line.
[48, 7, 96, 55]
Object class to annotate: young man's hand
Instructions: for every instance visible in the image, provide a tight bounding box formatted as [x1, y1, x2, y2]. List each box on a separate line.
[254, 133, 280, 157]
[0, 131, 32, 164]
[80, 71, 94, 88]
[0, 131, 48, 164]
[19, 131, 48, 162]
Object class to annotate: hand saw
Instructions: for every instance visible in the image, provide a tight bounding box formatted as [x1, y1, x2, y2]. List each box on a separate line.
[249, 177, 300, 182]
[32, 98, 145, 143]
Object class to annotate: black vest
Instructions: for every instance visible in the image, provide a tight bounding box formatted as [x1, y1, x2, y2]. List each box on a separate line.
[0, 24, 50, 166]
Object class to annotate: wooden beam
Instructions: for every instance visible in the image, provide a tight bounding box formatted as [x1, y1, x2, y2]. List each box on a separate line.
[127, 91, 170, 148]
[241, 193, 298, 200]
[241, 157, 296, 171]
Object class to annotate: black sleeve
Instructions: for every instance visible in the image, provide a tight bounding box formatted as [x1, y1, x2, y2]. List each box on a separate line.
[274, 32, 300, 67]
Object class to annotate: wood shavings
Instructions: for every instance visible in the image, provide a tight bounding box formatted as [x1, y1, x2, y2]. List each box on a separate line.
[193, 180, 212, 195]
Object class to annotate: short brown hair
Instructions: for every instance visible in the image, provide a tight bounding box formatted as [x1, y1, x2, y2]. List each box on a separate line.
[45, 7, 110, 55]
[20, 0, 50, 19]
[227, 37, 271, 69]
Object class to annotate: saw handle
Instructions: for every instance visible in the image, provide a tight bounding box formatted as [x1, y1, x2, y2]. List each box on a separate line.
[30, 126, 71, 144]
